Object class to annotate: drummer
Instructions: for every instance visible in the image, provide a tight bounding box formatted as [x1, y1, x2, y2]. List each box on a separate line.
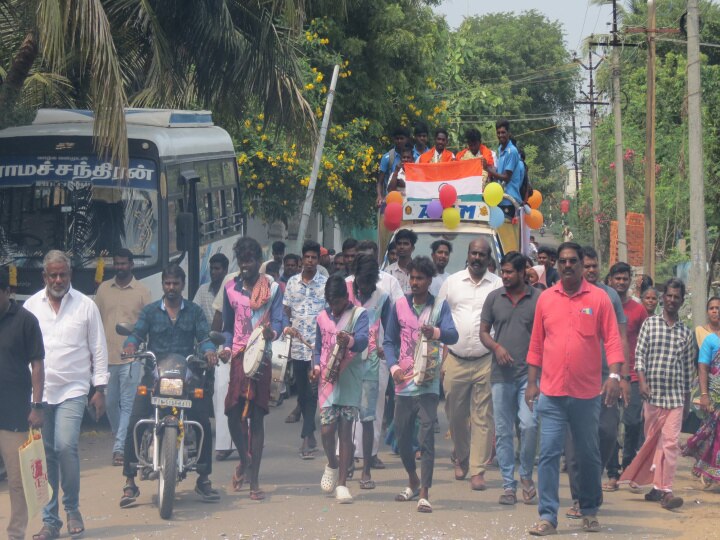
[219, 237, 284, 501]
[383, 256, 458, 513]
[312, 275, 369, 503]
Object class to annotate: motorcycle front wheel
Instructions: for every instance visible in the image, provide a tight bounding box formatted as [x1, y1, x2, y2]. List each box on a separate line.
[158, 426, 178, 519]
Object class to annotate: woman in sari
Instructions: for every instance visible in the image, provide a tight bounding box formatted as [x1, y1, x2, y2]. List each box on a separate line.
[682, 297, 720, 485]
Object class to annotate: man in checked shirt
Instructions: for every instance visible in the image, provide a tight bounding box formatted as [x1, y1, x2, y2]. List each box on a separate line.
[620, 278, 696, 510]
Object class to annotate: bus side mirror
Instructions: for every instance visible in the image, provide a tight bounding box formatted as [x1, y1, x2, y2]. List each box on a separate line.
[176, 212, 194, 252]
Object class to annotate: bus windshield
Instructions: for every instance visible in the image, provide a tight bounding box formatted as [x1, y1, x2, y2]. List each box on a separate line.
[0, 156, 158, 269]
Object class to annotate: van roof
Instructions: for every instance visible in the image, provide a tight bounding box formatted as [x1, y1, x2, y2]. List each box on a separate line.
[0, 109, 234, 159]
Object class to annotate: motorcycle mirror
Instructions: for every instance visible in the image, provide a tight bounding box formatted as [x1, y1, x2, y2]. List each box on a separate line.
[209, 331, 226, 347]
[116, 322, 135, 336]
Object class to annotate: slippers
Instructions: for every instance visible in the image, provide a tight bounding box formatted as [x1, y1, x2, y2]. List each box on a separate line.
[566, 501, 582, 519]
[417, 498, 432, 513]
[528, 520, 557, 536]
[336, 485, 353, 503]
[522, 482, 537, 504]
[359, 479, 376, 490]
[249, 490, 265, 501]
[231, 468, 245, 492]
[112, 452, 124, 467]
[582, 515, 601, 532]
[119, 484, 140, 508]
[395, 486, 420, 502]
[32, 525, 60, 540]
[602, 480, 619, 492]
[67, 511, 85, 538]
[300, 448, 317, 460]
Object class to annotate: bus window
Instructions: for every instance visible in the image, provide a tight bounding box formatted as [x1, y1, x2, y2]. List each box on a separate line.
[208, 161, 223, 187]
[167, 196, 183, 255]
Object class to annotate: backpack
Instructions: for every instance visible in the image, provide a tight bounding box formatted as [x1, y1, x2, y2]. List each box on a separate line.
[519, 160, 533, 203]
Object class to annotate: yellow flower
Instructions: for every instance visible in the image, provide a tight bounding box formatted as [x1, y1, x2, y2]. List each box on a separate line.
[243, 119, 251, 128]
[316, 73, 324, 83]
[251, 173, 258, 180]
[242, 138, 249, 144]
[256, 151, 264, 159]
[260, 134, 268, 141]
[257, 113, 265, 120]
[257, 182, 265, 190]
[305, 83, 315, 91]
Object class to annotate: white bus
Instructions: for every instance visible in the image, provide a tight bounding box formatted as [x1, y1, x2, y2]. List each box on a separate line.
[0, 109, 244, 300]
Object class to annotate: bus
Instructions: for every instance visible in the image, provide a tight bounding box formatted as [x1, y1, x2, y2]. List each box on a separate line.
[0, 109, 244, 301]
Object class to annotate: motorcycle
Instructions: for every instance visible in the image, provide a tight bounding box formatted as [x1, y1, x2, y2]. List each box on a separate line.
[115, 323, 225, 519]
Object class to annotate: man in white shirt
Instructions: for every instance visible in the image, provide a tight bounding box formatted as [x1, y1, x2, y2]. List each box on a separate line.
[24, 250, 109, 539]
[192, 253, 234, 461]
[385, 229, 416, 295]
[438, 239, 502, 491]
[429, 239, 452, 296]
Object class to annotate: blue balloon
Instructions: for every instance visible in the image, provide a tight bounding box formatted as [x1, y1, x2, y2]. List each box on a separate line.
[489, 206, 505, 229]
[427, 199, 443, 219]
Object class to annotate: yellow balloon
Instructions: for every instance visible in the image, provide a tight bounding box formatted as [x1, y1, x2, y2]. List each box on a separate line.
[483, 182, 504, 207]
[442, 207, 461, 229]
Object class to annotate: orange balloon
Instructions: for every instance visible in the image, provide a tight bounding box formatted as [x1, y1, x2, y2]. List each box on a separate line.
[527, 190, 543, 210]
[525, 209, 544, 230]
[386, 191, 403, 205]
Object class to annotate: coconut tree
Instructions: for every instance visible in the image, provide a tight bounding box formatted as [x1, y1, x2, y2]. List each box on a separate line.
[0, 0, 314, 167]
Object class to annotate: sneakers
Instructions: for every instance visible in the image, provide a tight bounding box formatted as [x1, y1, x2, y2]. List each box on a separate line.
[195, 479, 221, 502]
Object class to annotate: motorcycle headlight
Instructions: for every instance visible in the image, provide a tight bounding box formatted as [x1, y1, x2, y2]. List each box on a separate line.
[159, 378, 184, 396]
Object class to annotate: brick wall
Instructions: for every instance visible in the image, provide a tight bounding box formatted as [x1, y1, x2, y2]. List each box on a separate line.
[609, 212, 645, 267]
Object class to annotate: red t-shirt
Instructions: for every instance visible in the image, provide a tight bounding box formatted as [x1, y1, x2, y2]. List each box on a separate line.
[622, 298, 649, 381]
[527, 279, 624, 399]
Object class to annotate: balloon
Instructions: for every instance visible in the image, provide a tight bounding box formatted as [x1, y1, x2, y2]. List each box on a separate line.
[426, 199, 443, 219]
[525, 209, 544, 230]
[439, 184, 457, 208]
[483, 182, 504, 207]
[384, 202, 403, 231]
[442, 207, 461, 229]
[386, 191, 403, 206]
[488, 206, 505, 229]
[527, 190, 543, 210]
[560, 199, 570, 214]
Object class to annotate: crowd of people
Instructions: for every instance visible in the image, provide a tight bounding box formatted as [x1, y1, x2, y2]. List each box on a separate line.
[4, 227, 720, 539]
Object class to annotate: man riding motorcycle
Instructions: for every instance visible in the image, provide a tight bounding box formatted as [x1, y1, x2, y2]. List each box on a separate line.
[119, 264, 220, 507]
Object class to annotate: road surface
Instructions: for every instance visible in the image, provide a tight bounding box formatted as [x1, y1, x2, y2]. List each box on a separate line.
[2, 397, 719, 539]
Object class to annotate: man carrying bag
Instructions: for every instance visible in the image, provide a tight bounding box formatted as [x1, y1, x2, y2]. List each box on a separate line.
[0, 267, 46, 539]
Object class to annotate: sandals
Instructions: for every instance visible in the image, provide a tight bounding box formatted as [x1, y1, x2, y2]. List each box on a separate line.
[417, 498, 432, 513]
[602, 479, 619, 492]
[335, 485, 353, 504]
[119, 484, 140, 508]
[249, 490, 265, 501]
[498, 489, 517, 505]
[528, 520, 557, 536]
[565, 501, 582, 519]
[320, 465, 339, 494]
[67, 511, 85, 538]
[231, 466, 245, 492]
[522, 481, 537, 504]
[359, 479, 376, 490]
[112, 452, 124, 467]
[33, 525, 60, 540]
[582, 515, 601, 533]
[395, 486, 420, 502]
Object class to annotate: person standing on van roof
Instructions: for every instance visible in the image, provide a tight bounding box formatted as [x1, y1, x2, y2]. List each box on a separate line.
[455, 128, 495, 172]
[413, 122, 429, 158]
[417, 128, 455, 163]
[385, 229, 417, 295]
[486, 119, 524, 217]
[387, 143, 415, 196]
[377, 127, 411, 209]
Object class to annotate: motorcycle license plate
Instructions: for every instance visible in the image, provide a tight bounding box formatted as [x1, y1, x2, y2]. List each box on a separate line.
[151, 396, 192, 408]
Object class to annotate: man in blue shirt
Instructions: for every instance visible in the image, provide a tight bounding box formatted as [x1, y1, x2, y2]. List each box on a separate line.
[487, 118, 525, 217]
[119, 264, 220, 507]
[377, 126, 411, 208]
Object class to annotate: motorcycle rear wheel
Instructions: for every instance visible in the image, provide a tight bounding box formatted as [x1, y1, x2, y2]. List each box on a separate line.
[158, 426, 178, 519]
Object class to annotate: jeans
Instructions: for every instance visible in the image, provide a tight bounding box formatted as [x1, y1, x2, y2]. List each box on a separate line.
[106, 361, 142, 455]
[491, 376, 538, 491]
[622, 381, 644, 470]
[394, 393, 439, 489]
[42, 395, 87, 529]
[537, 394, 601, 527]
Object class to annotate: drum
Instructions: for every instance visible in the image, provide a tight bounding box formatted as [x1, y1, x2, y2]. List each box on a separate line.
[243, 327, 266, 379]
[413, 335, 438, 386]
[270, 335, 291, 403]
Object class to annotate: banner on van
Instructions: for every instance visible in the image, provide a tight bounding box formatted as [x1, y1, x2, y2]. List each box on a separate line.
[404, 160, 486, 200]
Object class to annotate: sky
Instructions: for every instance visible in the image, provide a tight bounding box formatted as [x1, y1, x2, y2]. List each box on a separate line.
[435, 0, 614, 56]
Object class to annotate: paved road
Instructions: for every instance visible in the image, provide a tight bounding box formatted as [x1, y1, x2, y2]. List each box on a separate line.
[2, 397, 718, 539]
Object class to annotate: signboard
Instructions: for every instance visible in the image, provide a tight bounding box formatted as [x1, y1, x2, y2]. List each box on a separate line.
[403, 199, 491, 222]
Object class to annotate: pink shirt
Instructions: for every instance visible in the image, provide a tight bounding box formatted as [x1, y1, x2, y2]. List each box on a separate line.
[527, 279, 624, 399]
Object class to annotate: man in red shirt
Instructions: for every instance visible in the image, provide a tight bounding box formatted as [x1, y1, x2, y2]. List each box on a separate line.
[417, 128, 455, 163]
[525, 243, 623, 536]
[604, 262, 649, 488]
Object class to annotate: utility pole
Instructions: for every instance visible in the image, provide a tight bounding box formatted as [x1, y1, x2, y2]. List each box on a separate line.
[610, 0, 628, 262]
[296, 64, 340, 253]
[575, 43, 608, 262]
[626, 1, 679, 279]
[687, 0, 708, 326]
[571, 107, 581, 193]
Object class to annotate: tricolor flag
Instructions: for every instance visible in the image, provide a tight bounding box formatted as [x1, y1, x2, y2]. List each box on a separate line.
[404, 160, 486, 200]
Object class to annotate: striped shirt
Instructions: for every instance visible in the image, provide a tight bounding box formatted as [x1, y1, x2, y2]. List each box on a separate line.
[634, 314, 696, 409]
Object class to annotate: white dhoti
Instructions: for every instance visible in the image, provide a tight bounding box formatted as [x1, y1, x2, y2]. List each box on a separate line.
[213, 360, 234, 451]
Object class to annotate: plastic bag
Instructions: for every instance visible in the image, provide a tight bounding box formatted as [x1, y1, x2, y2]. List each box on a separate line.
[18, 428, 52, 518]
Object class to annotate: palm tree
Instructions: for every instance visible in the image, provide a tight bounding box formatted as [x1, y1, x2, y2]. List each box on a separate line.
[0, 0, 313, 167]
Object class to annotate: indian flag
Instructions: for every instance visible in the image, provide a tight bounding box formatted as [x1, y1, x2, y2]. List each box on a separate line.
[404, 160, 486, 200]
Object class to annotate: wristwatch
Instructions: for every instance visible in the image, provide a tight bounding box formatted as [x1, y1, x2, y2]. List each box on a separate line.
[31, 402, 43, 409]
[624, 375, 632, 382]
[95, 385, 106, 394]
[608, 373, 621, 381]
